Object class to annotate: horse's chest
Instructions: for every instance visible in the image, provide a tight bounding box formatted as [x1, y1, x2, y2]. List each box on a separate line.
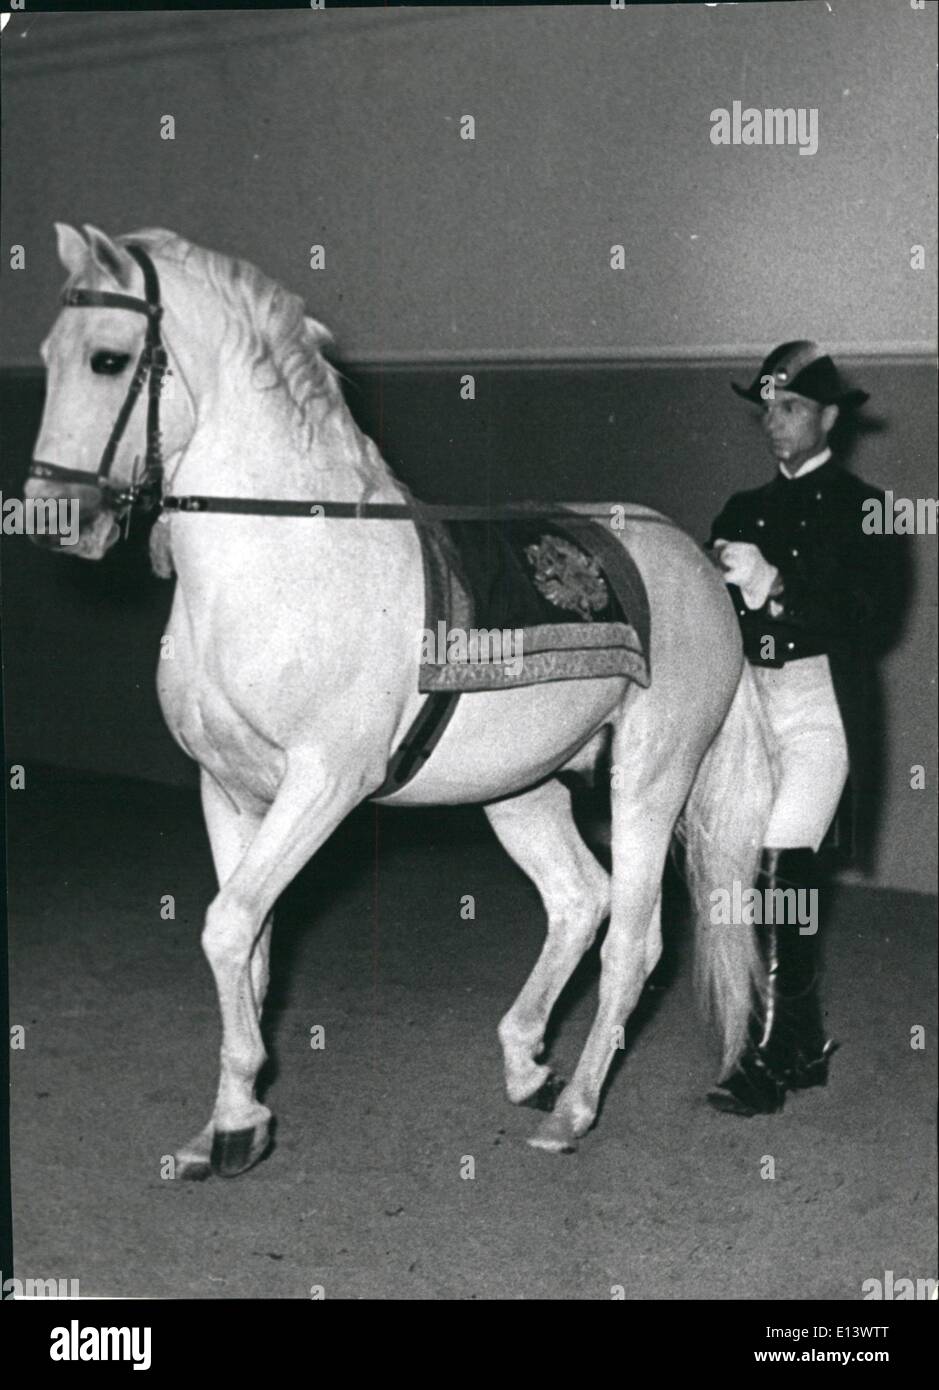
[157, 642, 289, 802]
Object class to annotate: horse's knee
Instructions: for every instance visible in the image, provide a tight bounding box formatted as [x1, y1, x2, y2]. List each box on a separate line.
[201, 892, 256, 971]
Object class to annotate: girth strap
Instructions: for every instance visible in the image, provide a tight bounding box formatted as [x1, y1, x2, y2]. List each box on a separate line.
[371, 691, 462, 800]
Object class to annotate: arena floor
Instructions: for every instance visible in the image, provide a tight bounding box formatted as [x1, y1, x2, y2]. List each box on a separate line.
[8, 767, 937, 1300]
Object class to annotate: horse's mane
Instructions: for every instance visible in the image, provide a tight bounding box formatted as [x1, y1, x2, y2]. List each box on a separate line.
[121, 228, 381, 474]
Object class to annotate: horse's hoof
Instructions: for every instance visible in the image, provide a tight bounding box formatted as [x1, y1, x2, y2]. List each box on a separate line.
[210, 1123, 271, 1178]
[177, 1153, 213, 1181]
[527, 1132, 577, 1155]
[174, 1124, 214, 1180]
[527, 1112, 579, 1154]
[706, 1087, 758, 1118]
[520, 1073, 567, 1112]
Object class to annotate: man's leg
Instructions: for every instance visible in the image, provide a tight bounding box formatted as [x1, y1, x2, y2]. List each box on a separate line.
[707, 847, 835, 1116]
[708, 657, 847, 1117]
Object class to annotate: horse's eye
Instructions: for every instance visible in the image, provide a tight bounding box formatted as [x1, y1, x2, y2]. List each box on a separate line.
[90, 350, 131, 376]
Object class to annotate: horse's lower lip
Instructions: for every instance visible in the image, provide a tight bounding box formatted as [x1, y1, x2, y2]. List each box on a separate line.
[28, 529, 62, 549]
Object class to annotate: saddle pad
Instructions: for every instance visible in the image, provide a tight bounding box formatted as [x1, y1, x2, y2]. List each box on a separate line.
[415, 512, 650, 693]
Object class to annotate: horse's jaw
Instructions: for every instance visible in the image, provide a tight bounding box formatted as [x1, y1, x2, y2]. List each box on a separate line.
[70, 510, 122, 560]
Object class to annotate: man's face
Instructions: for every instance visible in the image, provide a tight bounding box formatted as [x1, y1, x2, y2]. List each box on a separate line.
[761, 390, 830, 464]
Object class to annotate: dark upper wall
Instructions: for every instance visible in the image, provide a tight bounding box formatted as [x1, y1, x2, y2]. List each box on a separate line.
[1, 3, 936, 365]
[2, 358, 935, 893]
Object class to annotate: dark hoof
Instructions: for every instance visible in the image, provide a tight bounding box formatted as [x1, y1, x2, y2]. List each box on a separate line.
[210, 1125, 270, 1178]
[706, 1087, 758, 1118]
[522, 1073, 566, 1112]
[178, 1157, 212, 1182]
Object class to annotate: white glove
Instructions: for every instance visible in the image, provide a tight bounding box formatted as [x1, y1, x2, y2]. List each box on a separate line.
[712, 540, 780, 611]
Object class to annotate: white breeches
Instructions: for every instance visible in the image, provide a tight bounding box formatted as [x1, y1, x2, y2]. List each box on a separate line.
[753, 655, 850, 852]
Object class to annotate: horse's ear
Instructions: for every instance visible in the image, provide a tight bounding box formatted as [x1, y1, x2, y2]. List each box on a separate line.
[54, 222, 89, 277]
[304, 314, 334, 349]
[82, 224, 134, 288]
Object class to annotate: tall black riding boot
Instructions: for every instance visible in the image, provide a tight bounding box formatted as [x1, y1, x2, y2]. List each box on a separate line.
[707, 848, 836, 1117]
[761, 848, 836, 1091]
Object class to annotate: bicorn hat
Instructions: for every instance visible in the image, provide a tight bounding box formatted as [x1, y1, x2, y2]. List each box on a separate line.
[731, 340, 869, 408]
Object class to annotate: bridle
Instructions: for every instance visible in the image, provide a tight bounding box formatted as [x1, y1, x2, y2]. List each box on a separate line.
[28, 242, 680, 534]
[29, 243, 168, 523]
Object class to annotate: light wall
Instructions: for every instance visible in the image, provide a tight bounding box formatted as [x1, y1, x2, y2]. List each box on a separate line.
[1, 2, 935, 364]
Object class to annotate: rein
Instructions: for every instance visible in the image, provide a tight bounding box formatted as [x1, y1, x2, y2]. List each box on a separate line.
[30, 244, 678, 532]
[160, 496, 678, 525]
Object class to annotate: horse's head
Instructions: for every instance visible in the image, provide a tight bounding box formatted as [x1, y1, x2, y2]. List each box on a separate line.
[26, 223, 193, 559]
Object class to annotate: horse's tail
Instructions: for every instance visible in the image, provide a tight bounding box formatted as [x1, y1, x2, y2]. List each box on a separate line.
[680, 662, 777, 1077]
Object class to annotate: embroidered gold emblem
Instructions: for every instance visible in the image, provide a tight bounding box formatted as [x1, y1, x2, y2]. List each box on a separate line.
[525, 534, 610, 621]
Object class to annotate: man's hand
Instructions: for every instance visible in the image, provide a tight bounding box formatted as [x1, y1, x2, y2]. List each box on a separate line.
[712, 539, 780, 610]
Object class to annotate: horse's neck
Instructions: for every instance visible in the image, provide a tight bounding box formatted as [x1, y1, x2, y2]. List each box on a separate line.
[165, 371, 417, 637]
[173, 376, 400, 508]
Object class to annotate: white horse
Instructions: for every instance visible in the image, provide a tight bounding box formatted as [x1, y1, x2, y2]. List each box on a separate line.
[27, 224, 775, 1176]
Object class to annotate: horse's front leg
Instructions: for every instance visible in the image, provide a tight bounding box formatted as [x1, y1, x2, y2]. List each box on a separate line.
[174, 772, 265, 1179]
[176, 748, 381, 1180]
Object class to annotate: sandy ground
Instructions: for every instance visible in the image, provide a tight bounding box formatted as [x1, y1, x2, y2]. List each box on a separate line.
[8, 768, 937, 1300]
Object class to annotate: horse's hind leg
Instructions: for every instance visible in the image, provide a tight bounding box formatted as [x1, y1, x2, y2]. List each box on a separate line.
[485, 778, 611, 1108]
[529, 723, 700, 1154]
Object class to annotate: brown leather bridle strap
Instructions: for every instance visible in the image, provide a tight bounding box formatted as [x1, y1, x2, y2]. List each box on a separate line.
[60, 287, 157, 318]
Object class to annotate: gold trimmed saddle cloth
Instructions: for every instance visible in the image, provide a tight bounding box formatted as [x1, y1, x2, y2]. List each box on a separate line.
[415, 512, 650, 693]
[371, 508, 651, 800]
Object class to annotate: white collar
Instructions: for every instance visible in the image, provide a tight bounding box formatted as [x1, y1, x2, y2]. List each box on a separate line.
[779, 447, 832, 481]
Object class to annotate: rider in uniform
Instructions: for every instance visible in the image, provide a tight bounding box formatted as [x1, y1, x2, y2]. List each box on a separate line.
[705, 341, 906, 1116]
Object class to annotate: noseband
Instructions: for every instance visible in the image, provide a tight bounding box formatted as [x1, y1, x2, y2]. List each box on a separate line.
[29, 243, 168, 521]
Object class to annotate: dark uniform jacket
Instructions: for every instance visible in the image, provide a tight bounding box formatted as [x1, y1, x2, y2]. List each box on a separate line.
[709, 458, 909, 865]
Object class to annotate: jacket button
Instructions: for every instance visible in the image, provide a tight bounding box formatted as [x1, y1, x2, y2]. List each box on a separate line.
[799, 518, 807, 527]
[791, 547, 799, 557]
[815, 491, 823, 501]
[787, 642, 795, 651]
[756, 517, 765, 527]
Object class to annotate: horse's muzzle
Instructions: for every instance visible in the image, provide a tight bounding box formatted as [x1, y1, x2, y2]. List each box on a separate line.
[23, 475, 119, 557]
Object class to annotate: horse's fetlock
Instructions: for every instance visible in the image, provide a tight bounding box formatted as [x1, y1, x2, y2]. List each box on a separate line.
[561, 1095, 596, 1137]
